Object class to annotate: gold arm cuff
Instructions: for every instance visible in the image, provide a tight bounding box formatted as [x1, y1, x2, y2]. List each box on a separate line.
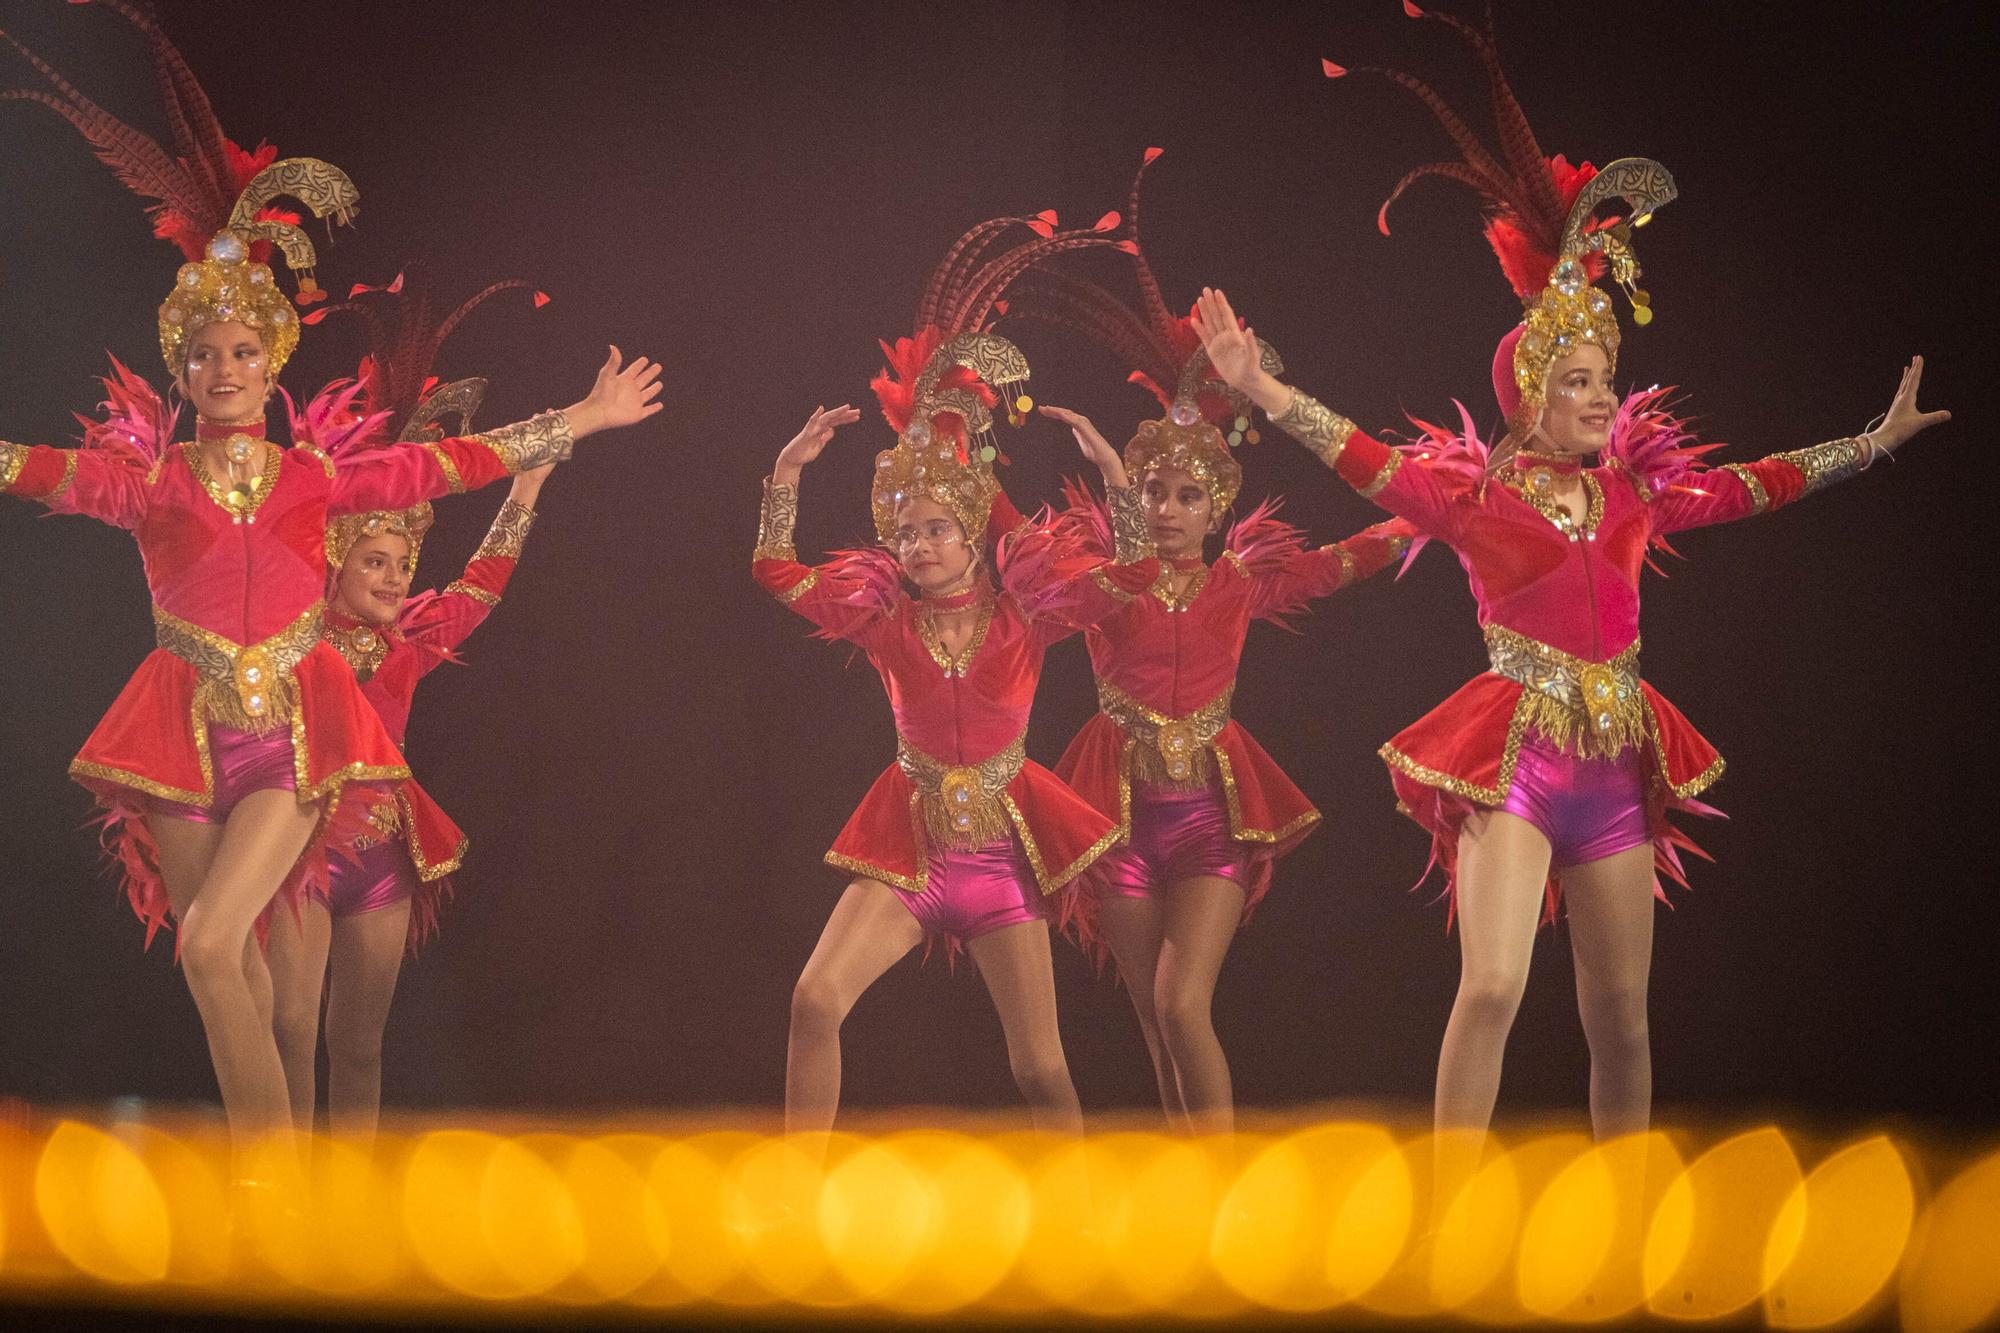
[1771, 437, 1867, 495]
[777, 569, 819, 604]
[1721, 463, 1769, 514]
[1105, 483, 1155, 564]
[49, 451, 79, 500]
[756, 477, 800, 562]
[472, 498, 537, 562]
[1271, 387, 1358, 468]
[476, 410, 574, 474]
[1332, 545, 1358, 588]
[0, 441, 29, 491]
[422, 442, 466, 495]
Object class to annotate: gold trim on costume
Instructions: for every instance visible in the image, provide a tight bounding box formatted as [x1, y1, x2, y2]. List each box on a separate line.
[1211, 743, 1322, 845]
[777, 570, 819, 604]
[1639, 695, 1727, 800]
[1090, 567, 1139, 602]
[474, 410, 574, 474]
[1333, 544, 1358, 588]
[423, 442, 466, 494]
[443, 580, 501, 608]
[823, 850, 926, 895]
[1721, 464, 1769, 514]
[397, 788, 467, 883]
[180, 438, 283, 523]
[1096, 679, 1234, 787]
[1483, 624, 1644, 760]
[1359, 448, 1404, 498]
[755, 478, 800, 562]
[50, 451, 79, 501]
[153, 599, 323, 734]
[1505, 467, 1604, 540]
[1271, 387, 1357, 468]
[323, 617, 394, 681]
[1148, 563, 1210, 612]
[917, 595, 995, 677]
[897, 731, 1026, 851]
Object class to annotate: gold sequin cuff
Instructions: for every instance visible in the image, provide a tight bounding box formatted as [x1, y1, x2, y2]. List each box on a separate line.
[472, 499, 537, 562]
[444, 580, 502, 608]
[0, 441, 27, 491]
[477, 410, 574, 474]
[1772, 438, 1867, 495]
[1105, 484, 1154, 564]
[1721, 464, 1770, 515]
[1360, 449, 1404, 497]
[1271, 388, 1358, 468]
[1333, 545, 1358, 588]
[756, 477, 800, 562]
[423, 442, 467, 495]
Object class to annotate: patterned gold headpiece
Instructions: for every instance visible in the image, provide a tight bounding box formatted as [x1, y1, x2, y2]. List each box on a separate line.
[1508, 159, 1677, 430]
[326, 503, 434, 580]
[1122, 338, 1285, 514]
[158, 158, 360, 378]
[869, 331, 1031, 544]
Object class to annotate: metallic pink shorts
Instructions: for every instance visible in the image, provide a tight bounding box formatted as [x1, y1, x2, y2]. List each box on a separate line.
[148, 725, 297, 824]
[898, 837, 1049, 946]
[1094, 780, 1251, 899]
[322, 836, 418, 918]
[1497, 733, 1651, 869]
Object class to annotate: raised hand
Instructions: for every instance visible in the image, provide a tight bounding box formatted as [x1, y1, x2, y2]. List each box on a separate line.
[1190, 287, 1271, 400]
[567, 346, 666, 438]
[1038, 404, 1128, 488]
[1870, 356, 1950, 455]
[775, 403, 862, 483]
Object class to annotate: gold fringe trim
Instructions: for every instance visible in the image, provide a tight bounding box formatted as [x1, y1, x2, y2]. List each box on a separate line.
[1096, 679, 1233, 789]
[1483, 625, 1645, 762]
[898, 732, 1026, 852]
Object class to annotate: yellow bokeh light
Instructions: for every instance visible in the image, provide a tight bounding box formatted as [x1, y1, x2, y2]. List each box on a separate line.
[1763, 1134, 1915, 1328]
[125, 1125, 229, 1286]
[1645, 1125, 1800, 1320]
[1013, 1132, 1139, 1313]
[720, 1133, 846, 1306]
[1517, 1130, 1683, 1323]
[401, 1128, 517, 1299]
[33, 1120, 172, 1285]
[1108, 1135, 1236, 1313]
[1900, 1148, 2000, 1333]
[648, 1132, 755, 1303]
[551, 1135, 669, 1303]
[879, 1131, 1030, 1315]
[481, 1135, 587, 1297]
[1443, 1130, 1586, 1323]
[817, 1139, 937, 1301]
[1210, 1122, 1410, 1312]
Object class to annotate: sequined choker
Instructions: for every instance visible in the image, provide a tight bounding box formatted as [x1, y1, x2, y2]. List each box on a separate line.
[195, 416, 267, 442]
[921, 586, 982, 610]
[1512, 449, 1583, 475]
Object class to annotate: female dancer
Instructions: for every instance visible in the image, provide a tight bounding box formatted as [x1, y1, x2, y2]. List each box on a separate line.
[756, 215, 1158, 1134]
[266, 278, 558, 1138]
[1195, 10, 1948, 1140]
[3, 47, 662, 1146]
[1012, 154, 1412, 1132]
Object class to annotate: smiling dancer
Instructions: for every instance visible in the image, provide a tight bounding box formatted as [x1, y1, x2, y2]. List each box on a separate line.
[1193, 9, 1949, 1143]
[1010, 154, 1414, 1132]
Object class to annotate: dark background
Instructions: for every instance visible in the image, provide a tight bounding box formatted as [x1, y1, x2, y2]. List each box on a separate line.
[0, 1, 1992, 1127]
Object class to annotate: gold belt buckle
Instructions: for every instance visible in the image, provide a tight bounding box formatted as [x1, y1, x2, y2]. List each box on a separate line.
[1156, 719, 1199, 782]
[234, 645, 274, 719]
[1577, 661, 1623, 736]
[938, 766, 984, 835]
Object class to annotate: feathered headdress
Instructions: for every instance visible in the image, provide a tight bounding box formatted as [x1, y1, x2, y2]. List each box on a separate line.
[313, 272, 549, 577]
[868, 207, 1123, 543]
[1, 0, 357, 376]
[1324, 3, 1676, 436]
[1005, 149, 1285, 512]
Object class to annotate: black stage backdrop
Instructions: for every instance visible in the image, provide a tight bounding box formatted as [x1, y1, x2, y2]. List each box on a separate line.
[0, 1, 1993, 1126]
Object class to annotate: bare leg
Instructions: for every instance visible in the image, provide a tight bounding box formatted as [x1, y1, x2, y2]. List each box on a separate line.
[1559, 844, 1659, 1141]
[266, 898, 333, 1133]
[322, 899, 412, 1141]
[1433, 810, 1554, 1134]
[966, 920, 1084, 1135]
[785, 879, 923, 1137]
[153, 789, 320, 1146]
[1091, 894, 1185, 1126]
[1153, 874, 1248, 1136]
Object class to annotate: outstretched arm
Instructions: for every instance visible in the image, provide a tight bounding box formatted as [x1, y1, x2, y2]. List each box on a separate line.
[1652, 357, 1949, 534]
[330, 346, 664, 515]
[401, 464, 553, 671]
[1241, 517, 1417, 621]
[2, 440, 150, 529]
